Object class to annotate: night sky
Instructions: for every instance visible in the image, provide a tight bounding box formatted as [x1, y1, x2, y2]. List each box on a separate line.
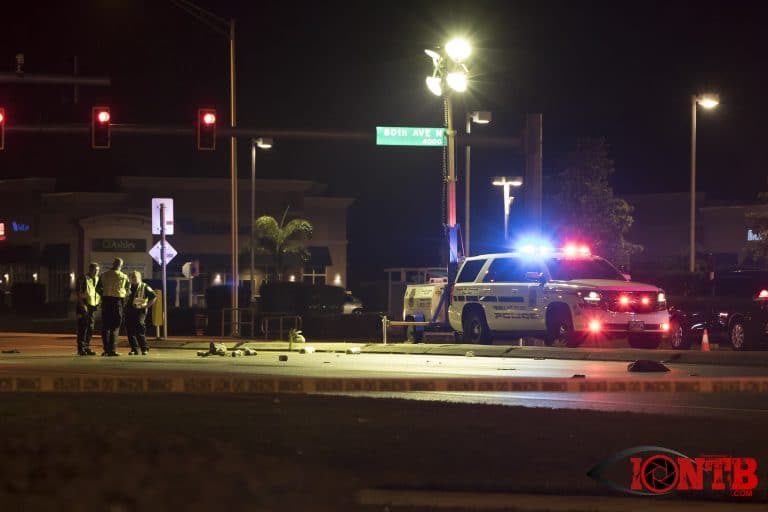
[2, 1, 767, 287]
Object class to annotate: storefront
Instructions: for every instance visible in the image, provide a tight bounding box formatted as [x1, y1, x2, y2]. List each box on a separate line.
[0, 177, 353, 307]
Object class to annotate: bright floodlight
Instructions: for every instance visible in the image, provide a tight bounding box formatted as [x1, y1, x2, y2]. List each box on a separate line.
[446, 71, 468, 92]
[445, 38, 471, 62]
[424, 48, 442, 66]
[509, 177, 523, 187]
[426, 76, 443, 96]
[255, 137, 273, 149]
[697, 94, 719, 109]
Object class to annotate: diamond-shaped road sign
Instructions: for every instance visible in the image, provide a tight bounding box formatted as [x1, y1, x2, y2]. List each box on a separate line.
[149, 241, 177, 266]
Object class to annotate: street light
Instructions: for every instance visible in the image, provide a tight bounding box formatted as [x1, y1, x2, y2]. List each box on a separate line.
[424, 37, 471, 280]
[492, 176, 523, 241]
[689, 93, 719, 272]
[465, 111, 491, 256]
[250, 137, 273, 301]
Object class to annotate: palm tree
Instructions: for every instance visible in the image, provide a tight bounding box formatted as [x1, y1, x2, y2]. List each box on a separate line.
[252, 206, 313, 281]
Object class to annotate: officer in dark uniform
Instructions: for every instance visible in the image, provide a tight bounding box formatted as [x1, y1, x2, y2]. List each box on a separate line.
[96, 257, 130, 356]
[75, 262, 100, 355]
[125, 270, 157, 355]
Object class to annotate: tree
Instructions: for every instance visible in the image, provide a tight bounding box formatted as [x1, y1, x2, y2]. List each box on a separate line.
[551, 138, 642, 268]
[251, 206, 313, 281]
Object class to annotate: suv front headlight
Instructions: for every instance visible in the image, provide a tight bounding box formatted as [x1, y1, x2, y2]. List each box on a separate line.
[579, 290, 602, 307]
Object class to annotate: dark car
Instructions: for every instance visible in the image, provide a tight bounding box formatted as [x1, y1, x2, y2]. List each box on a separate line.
[668, 270, 768, 350]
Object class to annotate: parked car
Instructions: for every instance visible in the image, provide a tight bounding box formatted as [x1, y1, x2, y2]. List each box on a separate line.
[668, 270, 768, 350]
[342, 293, 364, 315]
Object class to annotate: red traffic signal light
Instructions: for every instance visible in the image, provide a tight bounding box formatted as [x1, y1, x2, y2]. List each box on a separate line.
[91, 106, 111, 149]
[0, 108, 5, 150]
[197, 108, 216, 151]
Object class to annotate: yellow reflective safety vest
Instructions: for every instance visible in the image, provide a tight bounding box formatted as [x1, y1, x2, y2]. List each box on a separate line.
[99, 269, 130, 298]
[83, 275, 101, 307]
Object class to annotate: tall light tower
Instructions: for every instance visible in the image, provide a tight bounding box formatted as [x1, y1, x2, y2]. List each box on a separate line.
[689, 93, 719, 273]
[424, 37, 471, 281]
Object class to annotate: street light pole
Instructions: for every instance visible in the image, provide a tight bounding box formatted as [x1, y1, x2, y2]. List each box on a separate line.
[465, 114, 471, 255]
[250, 139, 256, 303]
[250, 138, 273, 302]
[493, 177, 523, 241]
[464, 111, 491, 256]
[228, 19, 239, 333]
[689, 95, 697, 274]
[689, 93, 719, 273]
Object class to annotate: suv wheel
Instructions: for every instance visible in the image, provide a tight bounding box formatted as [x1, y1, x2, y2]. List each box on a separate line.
[545, 313, 581, 348]
[730, 320, 747, 351]
[628, 334, 662, 349]
[463, 310, 491, 344]
[669, 320, 691, 350]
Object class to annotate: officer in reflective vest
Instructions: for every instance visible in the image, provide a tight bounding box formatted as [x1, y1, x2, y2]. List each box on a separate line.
[76, 262, 101, 356]
[125, 270, 156, 355]
[96, 257, 130, 356]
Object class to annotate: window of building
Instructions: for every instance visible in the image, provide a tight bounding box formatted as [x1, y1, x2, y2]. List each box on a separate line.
[302, 265, 326, 285]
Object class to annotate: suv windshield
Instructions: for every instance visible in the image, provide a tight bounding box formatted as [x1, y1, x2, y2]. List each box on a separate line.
[546, 257, 625, 281]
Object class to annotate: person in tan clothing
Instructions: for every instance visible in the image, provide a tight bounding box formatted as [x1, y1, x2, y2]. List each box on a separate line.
[96, 258, 130, 356]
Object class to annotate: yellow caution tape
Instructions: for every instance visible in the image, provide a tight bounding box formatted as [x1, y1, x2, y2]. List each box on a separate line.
[1, 375, 768, 393]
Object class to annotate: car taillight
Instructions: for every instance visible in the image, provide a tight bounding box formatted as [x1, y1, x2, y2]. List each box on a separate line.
[641, 296, 650, 306]
[661, 322, 670, 332]
[588, 319, 601, 333]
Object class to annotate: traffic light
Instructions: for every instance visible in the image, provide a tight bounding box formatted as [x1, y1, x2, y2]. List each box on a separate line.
[0, 108, 5, 150]
[197, 108, 216, 150]
[91, 106, 111, 149]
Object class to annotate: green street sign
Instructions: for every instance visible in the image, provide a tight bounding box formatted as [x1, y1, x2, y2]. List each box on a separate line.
[376, 126, 447, 147]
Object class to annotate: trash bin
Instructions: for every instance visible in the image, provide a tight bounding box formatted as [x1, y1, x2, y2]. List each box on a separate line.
[194, 314, 208, 336]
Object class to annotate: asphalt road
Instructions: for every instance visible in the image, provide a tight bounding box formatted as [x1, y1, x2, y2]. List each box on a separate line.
[2, 333, 768, 418]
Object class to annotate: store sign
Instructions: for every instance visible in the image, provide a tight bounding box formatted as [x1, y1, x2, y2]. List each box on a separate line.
[92, 238, 147, 252]
[11, 221, 30, 233]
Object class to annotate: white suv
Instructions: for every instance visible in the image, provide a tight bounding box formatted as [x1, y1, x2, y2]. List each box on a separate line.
[448, 249, 670, 348]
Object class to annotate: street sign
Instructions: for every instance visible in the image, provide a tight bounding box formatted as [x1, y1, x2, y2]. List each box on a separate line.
[149, 241, 177, 266]
[375, 126, 447, 147]
[151, 198, 174, 235]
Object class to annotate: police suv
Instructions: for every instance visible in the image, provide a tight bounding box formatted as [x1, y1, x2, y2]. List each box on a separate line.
[447, 245, 670, 348]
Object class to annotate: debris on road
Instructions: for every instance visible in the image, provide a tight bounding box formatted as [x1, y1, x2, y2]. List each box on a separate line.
[627, 360, 670, 372]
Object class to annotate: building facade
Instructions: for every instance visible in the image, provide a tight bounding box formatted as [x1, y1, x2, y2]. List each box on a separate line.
[626, 193, 768, 272]
[0, 177, 353, 307]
